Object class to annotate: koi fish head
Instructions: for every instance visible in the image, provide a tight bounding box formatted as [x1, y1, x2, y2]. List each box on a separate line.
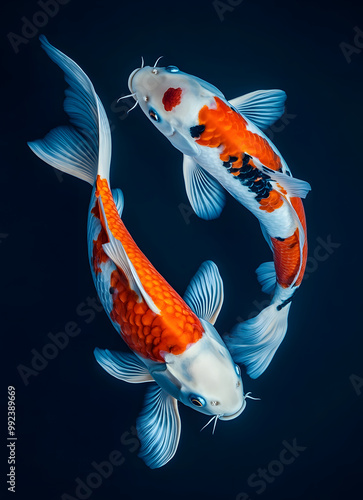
[128, 64, 225, 156]
[152, 320, 246, 421]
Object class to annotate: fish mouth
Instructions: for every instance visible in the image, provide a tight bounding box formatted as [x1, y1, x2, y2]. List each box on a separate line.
[128, 68, 140, 96]
[218, 400, 246, 421]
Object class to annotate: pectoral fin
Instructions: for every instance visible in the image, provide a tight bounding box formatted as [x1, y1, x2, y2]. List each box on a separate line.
[256, 262, 276, 294]
[229, 89, 287, 130]
[183, 155, 226, 220]
[102, 238, 160, 314]
[183, 261, 224, 325]
[137, 384, 181, 469]
[94, 348, 154, 383]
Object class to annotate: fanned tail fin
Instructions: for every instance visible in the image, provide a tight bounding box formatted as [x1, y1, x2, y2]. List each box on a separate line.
[224, 302, 291, 378]
[28, 35, 111, 184]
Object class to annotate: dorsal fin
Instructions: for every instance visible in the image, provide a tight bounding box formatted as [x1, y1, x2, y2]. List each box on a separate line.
[229, 89, 286, 130]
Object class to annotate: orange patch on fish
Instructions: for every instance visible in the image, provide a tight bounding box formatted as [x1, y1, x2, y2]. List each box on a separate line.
[290, 197, 307, 286]
[95, 176, 204, 361]
[259, 190, 284, 213]
[196, 97, 282, 172]
[271, 230, 301, 288]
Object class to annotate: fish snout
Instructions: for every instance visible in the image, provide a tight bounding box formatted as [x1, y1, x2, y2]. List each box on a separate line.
[218, 399, 246, 421]
[128, 66, 162, 99]
[128, 68, 141, 95]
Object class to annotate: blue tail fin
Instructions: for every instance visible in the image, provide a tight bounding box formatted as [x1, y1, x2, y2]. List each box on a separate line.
[28, 36, 111, 184]
[224, 302, 291, 378]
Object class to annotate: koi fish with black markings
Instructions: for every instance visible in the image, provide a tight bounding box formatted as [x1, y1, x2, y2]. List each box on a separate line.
[128, 63, 311, 379]
[28, 38, 249, 469]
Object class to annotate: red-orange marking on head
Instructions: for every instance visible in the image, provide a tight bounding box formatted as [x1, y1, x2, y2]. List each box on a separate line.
[95, 176, 204, 361]
[162, 87, 182, 111]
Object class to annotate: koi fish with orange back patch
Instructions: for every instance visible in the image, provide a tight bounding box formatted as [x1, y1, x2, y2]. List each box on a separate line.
[128, 63, 311, 379]
[28, 38, 249, 469]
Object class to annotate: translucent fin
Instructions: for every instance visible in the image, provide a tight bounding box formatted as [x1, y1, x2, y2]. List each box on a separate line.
[183, 261, 224, 325]
[256, 262, 276, 294]
[94, 348, 154, 383]
[137, 384, 181, 469]
[29, 126, 97, 184]
[183, 155, 226, 220]
[224, 302, 291, 379]
[28, 36, 111, 184]
[102, 238, 160, 314]
[229, 89, 287, 130]
[262, 167, 311, 199]
[111, 188, 125, 217]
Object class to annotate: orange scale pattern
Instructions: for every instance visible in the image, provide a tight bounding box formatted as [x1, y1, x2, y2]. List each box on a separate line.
[270, 196, 307, 288]
[258, 190, 284, 213]
[271, 230, 301, 288]
[196, 97, 283, 173]
[92, 177, 204, 362]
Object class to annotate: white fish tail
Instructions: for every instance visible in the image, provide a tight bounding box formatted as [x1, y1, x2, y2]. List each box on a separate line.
[28, 35, 111, 184]
[224, 300, 292, 378]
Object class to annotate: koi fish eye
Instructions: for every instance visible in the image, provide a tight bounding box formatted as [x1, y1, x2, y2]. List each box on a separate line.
[166, 65, 179, 73]
[235, 365, 241, 376]
[149, 108, 160, 122]
[189, 395, 206, 407]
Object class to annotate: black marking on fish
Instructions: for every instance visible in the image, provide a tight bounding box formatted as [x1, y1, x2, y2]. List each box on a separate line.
[275, 237, 285, 241]
[276, 296, 293, 311]
[221, 152, 273, 202]
[109, 287, 115, 294]
[242, 154, 251, 166]
[190, 124, 205, 138]
[223, 155, 239, 168]
[223, 155, 242, 173]
[239, 167, 272, 201]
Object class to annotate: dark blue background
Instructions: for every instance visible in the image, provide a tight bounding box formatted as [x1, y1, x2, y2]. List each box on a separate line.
[2, 0, 362, 499]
